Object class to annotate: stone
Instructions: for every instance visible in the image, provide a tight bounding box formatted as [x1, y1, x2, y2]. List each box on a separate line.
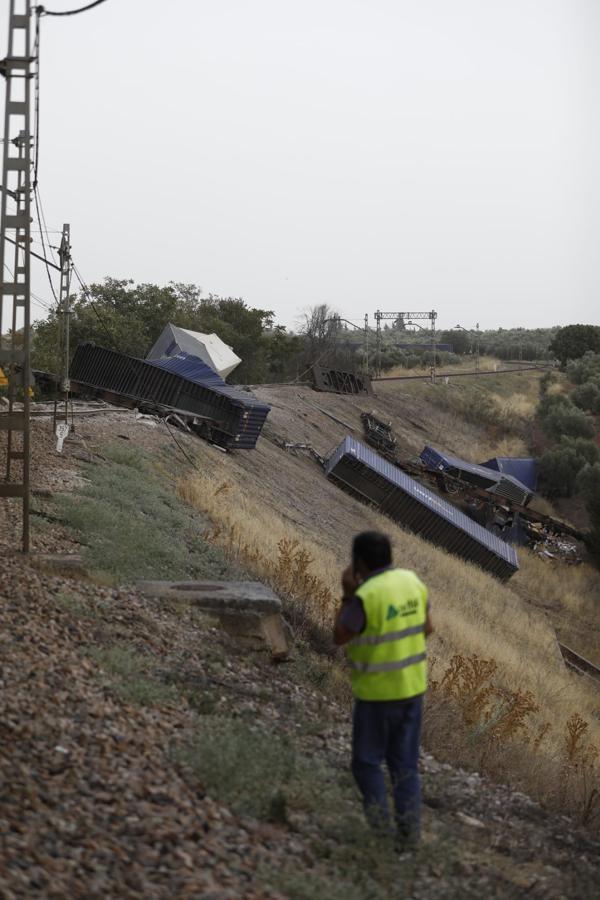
[456, 812, 486, 829]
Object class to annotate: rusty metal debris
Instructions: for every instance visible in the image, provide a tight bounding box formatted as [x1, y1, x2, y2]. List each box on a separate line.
[559, 643, 600, 683]
[311, 365, 373, 396]
[361, 412, 397, 459]
[358, 413, 584, 563]
[269, 435, 325, 467]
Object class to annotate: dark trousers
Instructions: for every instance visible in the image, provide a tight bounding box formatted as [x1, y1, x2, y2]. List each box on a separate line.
[351, 695, 423, 841]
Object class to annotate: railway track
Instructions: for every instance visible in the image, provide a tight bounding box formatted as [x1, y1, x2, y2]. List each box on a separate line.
[373, 364, 552, 382]
[558, 643, 600, 684]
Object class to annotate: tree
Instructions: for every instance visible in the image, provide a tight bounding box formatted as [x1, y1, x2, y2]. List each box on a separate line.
[559, 437, 600, 466]
[299, 304, 341, 365]
[537, 391, 573, 420]
[571, 379, 600, 415]
[576, 464, 600, 564]
[540, 406, 594, 440]
[439, 330, 471, 355]
[31, 278, 276, 384]
[549, 325, 600, 366]
[263, 326, 303, 381]
[566, 351, 600, 385]
[538, 446, 586, 497]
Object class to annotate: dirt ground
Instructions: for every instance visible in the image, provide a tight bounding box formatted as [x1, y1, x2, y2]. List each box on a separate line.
[0, 396, 599, 897]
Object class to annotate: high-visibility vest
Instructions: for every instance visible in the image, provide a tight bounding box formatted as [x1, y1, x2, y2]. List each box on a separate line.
[346, 568, 428, 701]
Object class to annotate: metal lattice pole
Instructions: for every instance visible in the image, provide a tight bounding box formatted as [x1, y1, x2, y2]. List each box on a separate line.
[0, 0, 33, 553]
[430, 312, 437, 384]
[58, 222, 71, 422]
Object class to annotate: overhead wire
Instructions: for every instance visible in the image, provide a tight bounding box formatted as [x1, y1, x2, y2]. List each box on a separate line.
[71, 264, 119, 351]
[31, 11, 59, 304]
[36, 187, 58, 266]
[30, 0, 195, 469]
[37, 0, 110, 17]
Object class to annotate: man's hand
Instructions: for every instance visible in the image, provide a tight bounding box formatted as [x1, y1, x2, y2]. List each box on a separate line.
[341, 564, 360, 598]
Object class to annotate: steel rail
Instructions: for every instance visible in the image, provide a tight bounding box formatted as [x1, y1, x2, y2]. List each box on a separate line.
[373, 365, 553, 382]
[558, 643, 600, 684]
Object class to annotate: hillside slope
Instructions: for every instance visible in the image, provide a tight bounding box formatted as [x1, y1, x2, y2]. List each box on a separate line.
[1, 373, 599, 897]
[1, 524, 599, 898]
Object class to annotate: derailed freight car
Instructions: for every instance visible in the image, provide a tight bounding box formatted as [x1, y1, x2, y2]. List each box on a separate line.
[420, 446, 533, 507]
[325, 436, 519, 581]
[69, 343, 270, 450]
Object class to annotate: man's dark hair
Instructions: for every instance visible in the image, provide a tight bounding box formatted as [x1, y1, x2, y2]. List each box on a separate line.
[352, 531, 392, 573]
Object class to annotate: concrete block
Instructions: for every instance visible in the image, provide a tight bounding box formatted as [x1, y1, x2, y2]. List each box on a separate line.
[137, 580, 290, 659]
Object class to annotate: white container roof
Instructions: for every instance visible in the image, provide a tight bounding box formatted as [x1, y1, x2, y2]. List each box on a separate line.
[147, 323, 242, 379]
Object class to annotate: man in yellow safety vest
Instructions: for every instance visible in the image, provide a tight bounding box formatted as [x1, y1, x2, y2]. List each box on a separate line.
[334, 531, 433, 846]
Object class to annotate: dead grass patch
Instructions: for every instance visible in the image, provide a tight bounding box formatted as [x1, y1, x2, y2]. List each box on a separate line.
[180, 457, 600, 830]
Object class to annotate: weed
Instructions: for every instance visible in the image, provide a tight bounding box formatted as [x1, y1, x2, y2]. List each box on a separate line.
[89, 644, 179, 706]
[57, 445, 240, 584]
[562, 713, 600, 826]
[176, 717, 296, 819]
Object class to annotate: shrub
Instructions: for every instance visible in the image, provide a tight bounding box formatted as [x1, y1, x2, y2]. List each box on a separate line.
[572, 379, 600, 414]
[57, 445, 239, 584]
[540, 370, 559, 395]
[559, 437, 600, 467]
[540, 406, 594, 440]
[549, 325, 600, 366]
[574, 481, 600, 562]
[538, 446, 587, 496]
[537, 391, 573, 419]
[177, 718, 297, 819]
[566, 351, 600, 385]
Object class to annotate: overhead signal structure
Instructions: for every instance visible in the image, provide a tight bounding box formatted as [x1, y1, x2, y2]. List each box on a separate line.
[374, 310, 437, 381]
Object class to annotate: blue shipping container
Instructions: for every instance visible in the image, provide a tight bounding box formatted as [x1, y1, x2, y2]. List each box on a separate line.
[326, 436, 519, 581]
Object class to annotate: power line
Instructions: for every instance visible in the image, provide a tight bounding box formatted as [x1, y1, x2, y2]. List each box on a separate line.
[37, 1, 110, 17]
[36, 186, 57, 265]
[72, 263, 119, 351]
[33, 186, 58, 301]
[3, 233, 61, 273]
[71, 262, 199, 471]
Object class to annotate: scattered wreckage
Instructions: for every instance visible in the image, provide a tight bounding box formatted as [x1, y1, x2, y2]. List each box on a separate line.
[360, 411, 583, 564]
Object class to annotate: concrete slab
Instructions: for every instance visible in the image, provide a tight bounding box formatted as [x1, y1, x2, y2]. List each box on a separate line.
[136, 580, 289, 659]
[137, 580, 281, 614]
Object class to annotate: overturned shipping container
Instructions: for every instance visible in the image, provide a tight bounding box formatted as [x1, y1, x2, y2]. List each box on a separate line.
[420, 446, 533, 506]
[481, 456, 538, 492]
[70, 343, 270, 450]
[326, 437, 519, 581]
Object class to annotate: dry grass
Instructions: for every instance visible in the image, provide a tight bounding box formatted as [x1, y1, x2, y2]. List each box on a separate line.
[489, 391, 537, 419]
[513, 553, 600, 667]
[384, 369, 543, 460]
[180, 455, 600, 829]
[385, 355, 502, 378]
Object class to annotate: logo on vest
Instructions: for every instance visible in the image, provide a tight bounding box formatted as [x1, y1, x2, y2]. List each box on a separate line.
[386, 597, 419, 620]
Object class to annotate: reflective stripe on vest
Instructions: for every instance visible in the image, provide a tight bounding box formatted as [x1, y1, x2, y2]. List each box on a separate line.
[348, 650, 427, 674]
[347, 568, 428, 701]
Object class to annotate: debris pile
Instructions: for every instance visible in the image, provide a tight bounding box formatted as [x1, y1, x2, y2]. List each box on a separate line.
[359, 412, 582, 563]
[361, 411, 397, 459]
[527, 526, 582, 564]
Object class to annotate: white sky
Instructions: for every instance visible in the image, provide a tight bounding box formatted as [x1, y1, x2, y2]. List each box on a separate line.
[20, 0, 600, 331]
